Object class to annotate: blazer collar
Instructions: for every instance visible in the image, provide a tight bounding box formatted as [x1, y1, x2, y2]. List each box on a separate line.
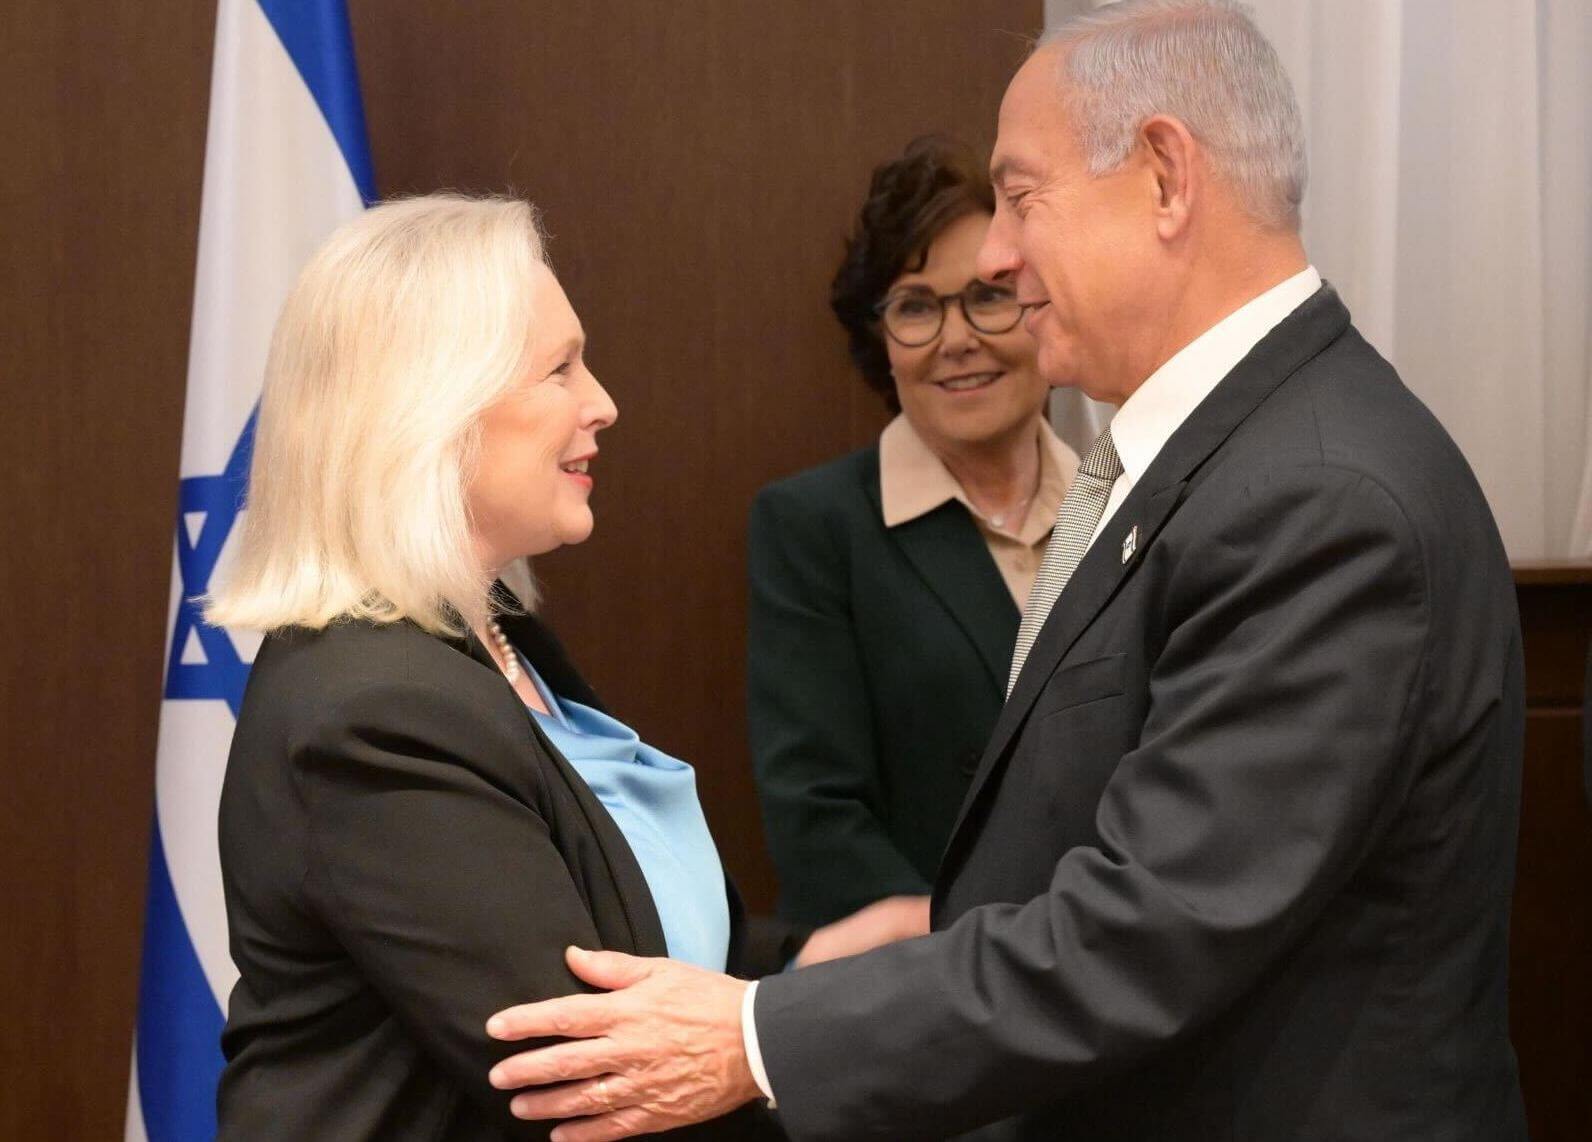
[494, 606, 607, 711]
[940, 286, 1352, 865]
[451, 602, 668, 957]
[447, 586, 606, 710]
[865, 463, 1020, 691]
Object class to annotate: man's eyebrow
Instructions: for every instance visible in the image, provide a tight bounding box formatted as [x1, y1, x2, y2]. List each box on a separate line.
[991, 156, 1038, 188]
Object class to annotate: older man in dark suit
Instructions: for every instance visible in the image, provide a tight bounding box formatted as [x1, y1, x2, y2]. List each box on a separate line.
[482, 3, 1528, 1139]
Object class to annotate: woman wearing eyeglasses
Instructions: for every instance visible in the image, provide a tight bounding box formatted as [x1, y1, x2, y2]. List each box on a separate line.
[748, 136, 1078, 931]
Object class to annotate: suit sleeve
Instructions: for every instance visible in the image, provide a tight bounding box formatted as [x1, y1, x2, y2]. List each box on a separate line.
[747, 481, 930, 926]
[292, 678, 601, 1140]
[754, 465, 1433, 1140]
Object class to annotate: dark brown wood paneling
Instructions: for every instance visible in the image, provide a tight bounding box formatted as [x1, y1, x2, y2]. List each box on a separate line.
[348, 0, 1044, 911]
[1513, 711, 1592, 1140]
[0, 1, 216, 1137]
[1512, 569, 1592, 1142]
[1515, 563, 1592, 705]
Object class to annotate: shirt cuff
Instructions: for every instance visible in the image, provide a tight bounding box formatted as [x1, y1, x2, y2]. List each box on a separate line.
[740, 980, 777, 1106]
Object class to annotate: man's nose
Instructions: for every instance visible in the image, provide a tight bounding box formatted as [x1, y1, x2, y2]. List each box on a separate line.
[976, 212, 1021, 282]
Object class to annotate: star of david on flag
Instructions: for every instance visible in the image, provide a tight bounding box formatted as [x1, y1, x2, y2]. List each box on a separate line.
[127, 2, 374, 1138]
[166, 412, 256, 718]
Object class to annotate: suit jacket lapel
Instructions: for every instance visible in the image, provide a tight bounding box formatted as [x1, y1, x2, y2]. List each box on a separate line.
[873, 482, 1022, 691]
[498, 607, 605, 711]
[942, 480, 1187, 858]
[939, 286, 1353, 872]
[454, 613, 669, 958]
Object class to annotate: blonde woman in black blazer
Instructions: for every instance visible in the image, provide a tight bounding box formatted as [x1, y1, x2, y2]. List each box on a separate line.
[208, 195, 907, 1140]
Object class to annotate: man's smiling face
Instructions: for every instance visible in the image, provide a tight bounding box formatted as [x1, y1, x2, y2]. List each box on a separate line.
[979, 47, 1167, 405]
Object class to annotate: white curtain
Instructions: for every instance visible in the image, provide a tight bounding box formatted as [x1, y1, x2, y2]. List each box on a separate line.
[1045, 0, 1592, 559]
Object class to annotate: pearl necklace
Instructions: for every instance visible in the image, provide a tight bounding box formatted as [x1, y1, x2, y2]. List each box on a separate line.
[970, 481, 1039, 531]
[984, 489, 1036, 531]
[485, 615, 521, 684]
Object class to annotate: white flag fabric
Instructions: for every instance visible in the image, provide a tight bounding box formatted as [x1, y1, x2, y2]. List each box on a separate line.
[127, 2, 372, 1137]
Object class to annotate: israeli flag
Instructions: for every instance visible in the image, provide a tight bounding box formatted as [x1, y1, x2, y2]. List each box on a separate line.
[127, 2, 373, 1137]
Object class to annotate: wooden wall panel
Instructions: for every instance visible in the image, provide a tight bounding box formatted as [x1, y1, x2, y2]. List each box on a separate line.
[1511, 569, 1592, 1142]
[347, 0, 1044, 911]
[0, 1, 215, 1136]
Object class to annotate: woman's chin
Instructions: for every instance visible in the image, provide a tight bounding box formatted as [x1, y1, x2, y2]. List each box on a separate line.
[557, 512, 597, 548]
[928, 408, 1038, 452]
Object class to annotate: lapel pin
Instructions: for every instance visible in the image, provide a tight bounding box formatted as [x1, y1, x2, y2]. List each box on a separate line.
[1121, 525, 1139, 564]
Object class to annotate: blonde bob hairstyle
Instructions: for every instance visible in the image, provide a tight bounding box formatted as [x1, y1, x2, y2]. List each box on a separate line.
[205, 193, 548, 637]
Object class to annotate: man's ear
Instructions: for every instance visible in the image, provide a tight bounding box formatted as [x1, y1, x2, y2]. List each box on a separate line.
[1140, 114, 1198, 240]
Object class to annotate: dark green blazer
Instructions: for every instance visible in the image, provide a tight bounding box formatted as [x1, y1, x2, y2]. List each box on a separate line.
[748, 444, 1020, 926]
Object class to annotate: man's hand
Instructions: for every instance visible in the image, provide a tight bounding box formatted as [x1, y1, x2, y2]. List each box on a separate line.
[486, 947, 758, 1142]
[794, 894, 930, 967]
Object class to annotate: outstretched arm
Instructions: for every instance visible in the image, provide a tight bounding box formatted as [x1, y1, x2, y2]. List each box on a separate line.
[483, 465, 1432, 1140]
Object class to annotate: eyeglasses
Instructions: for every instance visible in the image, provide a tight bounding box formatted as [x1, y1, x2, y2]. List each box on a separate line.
[874, 281, 1024, 347]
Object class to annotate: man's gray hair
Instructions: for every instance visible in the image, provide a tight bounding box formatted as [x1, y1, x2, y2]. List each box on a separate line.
[1041, 0, 1307, 231]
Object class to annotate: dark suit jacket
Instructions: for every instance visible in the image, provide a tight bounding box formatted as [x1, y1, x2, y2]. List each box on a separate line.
[748, 450, 1020, 925]
[217, 610, 796, 1140]
[752, 287, 1528, 1140]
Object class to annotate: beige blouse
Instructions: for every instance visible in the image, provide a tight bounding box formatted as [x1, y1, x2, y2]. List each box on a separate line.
[878, 413, 1079, 609]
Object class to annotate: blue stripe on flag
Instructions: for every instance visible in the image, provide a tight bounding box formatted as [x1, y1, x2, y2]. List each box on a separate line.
[135, 819, 226, 1142]
[255, 0, 377, 204]
[130, 2, 375, 1137]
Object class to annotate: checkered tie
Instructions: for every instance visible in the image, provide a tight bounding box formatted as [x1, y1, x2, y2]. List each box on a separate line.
[1007, 428, 1124, 697]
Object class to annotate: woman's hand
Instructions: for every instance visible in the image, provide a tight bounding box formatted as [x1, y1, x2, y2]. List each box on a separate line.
[793, 894, 931, 968]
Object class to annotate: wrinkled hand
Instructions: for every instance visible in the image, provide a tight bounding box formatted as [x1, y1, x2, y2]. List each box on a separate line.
[795, 894, 931, 968]
[487, 946, 757, 1142]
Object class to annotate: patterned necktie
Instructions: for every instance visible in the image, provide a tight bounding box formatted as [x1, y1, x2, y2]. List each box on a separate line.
[1008, 428, 1124, 697]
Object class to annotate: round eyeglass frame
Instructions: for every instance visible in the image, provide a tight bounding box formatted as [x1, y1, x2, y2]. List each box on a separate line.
[872, 283, 1025, 347]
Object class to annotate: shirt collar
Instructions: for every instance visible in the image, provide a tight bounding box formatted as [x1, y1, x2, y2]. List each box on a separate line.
[1108, 266, 1322, 485]
[879, 413, 1077, 536]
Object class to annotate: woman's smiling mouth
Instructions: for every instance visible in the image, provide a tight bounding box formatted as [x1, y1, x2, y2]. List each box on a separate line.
[559, 454, 594, 487]
[936, 371, 1002, 393]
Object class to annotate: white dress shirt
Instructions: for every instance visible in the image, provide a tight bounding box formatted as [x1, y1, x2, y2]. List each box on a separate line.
[1090, 266, 1322, 543]
[739, 265, 1323, 1104]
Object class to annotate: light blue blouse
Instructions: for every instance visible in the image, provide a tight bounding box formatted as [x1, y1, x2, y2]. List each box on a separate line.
[521, 662, 731, 972]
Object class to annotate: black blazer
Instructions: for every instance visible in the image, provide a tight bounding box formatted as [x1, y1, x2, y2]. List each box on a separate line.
[748, 450, 1019, 926]
[217, 610, 795, 1140]
[752, 287, 1528, 1140]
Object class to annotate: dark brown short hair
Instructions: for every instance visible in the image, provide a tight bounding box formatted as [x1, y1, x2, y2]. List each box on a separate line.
[830, 135, 995, 411]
